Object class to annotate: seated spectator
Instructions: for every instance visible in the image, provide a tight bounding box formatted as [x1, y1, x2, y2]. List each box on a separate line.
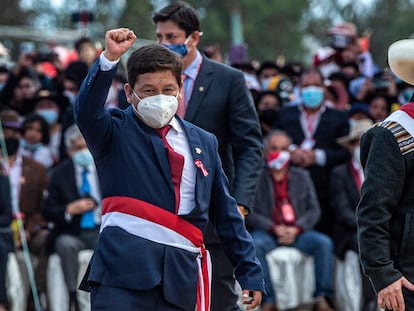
[330, 119, 377, 311]
[246, 130, 335, 311]
[0, 174, 13, 311]
[19, 114, 54, 169]
[0, 66, 41, 114]
[43, 124, 101, 311]
[25, 88, 70, 164]
[0, 109, 49, 311]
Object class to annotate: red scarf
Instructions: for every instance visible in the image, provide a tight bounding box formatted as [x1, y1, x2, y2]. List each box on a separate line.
[271, 173, 296, 225]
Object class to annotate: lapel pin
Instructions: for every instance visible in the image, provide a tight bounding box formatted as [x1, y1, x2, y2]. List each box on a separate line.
[199, 86, 204, 92]
[195, 159, 208, 176]
[195, 147, 202, 154]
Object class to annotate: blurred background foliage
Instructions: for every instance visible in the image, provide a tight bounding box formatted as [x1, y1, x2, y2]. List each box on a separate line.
[2, 0, 414, 68]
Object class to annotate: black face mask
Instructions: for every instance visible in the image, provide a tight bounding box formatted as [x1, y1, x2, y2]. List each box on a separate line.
[4, 138, 20, 156]
[259, 109, 278, 127]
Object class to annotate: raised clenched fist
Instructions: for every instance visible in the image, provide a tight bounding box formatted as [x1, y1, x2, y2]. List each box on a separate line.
[103, 28, 137, 61]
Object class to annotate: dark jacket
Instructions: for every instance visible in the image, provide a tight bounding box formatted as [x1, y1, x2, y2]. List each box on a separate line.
[246, 162, 321, 232]
[357, 119, 414, 293]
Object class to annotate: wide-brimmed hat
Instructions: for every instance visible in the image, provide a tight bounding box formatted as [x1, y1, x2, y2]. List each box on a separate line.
[388, 39, 414, 85]
[0, 109, 22, 130]
[24, 88, 70, 115]
[337, 119, 373, 146]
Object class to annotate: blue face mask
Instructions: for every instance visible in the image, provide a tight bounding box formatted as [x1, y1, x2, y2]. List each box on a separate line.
[162, 36, 191, 58]
[261, 78, 273, 91]
[36, 109, 59, 124]
[72, 149, 94, 167]
[301, 86, 324, 108]
[21, 139, 43, 152]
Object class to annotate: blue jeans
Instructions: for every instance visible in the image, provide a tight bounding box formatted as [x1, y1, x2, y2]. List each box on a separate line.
[251, 229, 334, 304]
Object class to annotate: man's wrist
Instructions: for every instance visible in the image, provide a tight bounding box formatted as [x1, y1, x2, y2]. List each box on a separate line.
[237, 205, 249, 216]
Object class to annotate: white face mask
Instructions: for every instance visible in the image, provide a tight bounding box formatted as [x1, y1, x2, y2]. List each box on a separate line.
[132, 91, 179, 129]
[319, 62, 340, 79]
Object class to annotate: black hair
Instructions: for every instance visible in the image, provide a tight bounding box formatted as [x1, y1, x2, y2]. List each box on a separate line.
[126, 44, 182, 88]
[22, 114, 50, 144]
[152, 1, 200, 37]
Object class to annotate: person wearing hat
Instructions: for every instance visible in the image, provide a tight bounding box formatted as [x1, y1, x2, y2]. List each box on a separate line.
[27, 88, 69, 165]
[356, 39, 414, 311]
[0, 109, 49, 311]
[330, 119, 377, 311]
[246, 130, 335, 311]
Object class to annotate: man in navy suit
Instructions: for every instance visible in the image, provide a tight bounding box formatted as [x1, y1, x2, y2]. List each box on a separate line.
[76, 28, 264, 311]
[152, 3, 263, 309]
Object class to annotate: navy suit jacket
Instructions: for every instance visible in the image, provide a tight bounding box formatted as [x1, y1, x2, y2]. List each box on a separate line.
[74, 61, 264, 310]
[184, 56, 263, 211]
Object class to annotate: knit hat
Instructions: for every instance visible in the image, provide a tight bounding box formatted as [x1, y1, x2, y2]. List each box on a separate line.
[267, 151, 290, 170]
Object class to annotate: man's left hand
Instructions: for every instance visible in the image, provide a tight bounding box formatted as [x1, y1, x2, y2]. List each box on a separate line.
[240, 290, 262, 310]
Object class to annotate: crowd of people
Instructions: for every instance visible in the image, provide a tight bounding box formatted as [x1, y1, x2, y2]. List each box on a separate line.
[0, 1, 414, 311]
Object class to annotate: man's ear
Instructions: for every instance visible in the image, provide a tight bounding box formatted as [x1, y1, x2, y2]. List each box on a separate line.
[124, 83, 133, 103]
[189, 31, 201, 47]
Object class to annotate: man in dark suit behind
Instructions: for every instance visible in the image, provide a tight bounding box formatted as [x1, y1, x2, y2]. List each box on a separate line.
[152, 2, 263, 310]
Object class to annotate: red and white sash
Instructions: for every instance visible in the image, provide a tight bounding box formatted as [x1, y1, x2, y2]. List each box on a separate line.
[101, 196, 211, 311]
[386, 103, 414, 137]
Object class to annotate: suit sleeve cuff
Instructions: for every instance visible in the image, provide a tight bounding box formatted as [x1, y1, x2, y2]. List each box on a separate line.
[99, 53, 120, 71]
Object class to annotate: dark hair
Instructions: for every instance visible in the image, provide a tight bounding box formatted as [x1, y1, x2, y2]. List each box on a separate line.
[152, 1, 200, 37]
[257, 61, 282, 78]
[300, 68, 324, 85]
[255, 90, 282, 109]
[74, 37, 94, 54]
[126, 44, 182, 88]
[22, 114, 50, 144]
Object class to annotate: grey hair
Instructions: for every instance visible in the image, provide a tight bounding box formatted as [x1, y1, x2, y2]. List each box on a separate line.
[263, 130, 292, 152]
[64, 124, 84, 150]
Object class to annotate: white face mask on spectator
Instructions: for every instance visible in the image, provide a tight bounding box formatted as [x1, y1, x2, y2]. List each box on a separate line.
[319, 62, 340, 79]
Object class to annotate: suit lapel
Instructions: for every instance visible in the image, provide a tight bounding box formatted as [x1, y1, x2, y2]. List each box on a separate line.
[178, 119, 207, 189]
[185, 57, 213, 122]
